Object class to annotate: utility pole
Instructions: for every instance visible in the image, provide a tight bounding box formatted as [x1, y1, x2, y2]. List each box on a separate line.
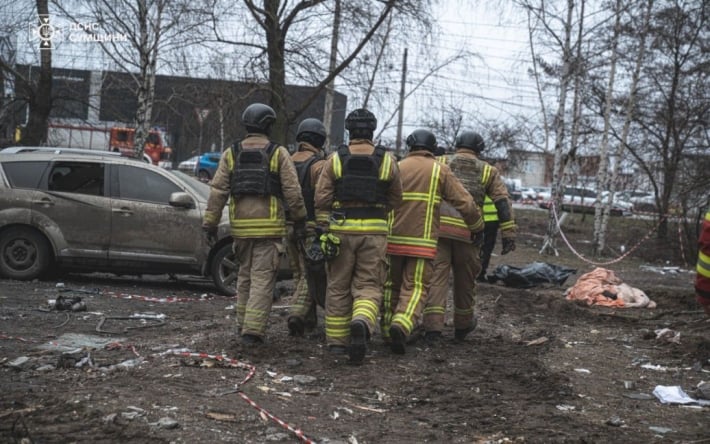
[323, 0, 341, 150]
[395, 47, 408, 155]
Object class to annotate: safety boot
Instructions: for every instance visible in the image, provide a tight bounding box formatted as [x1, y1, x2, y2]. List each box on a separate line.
[287, 316, 305, 337]
[454, 318, 478, 342]
[389, 325, 406, 355]
[349, 320, 368, 364]
[241, 334, 263, 346]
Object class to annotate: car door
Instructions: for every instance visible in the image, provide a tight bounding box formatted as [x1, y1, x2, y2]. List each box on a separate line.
[33, 160, 111, 261]
[108, 163, 203, 269]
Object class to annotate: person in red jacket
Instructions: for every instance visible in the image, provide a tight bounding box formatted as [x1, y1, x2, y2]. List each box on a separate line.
[696, 208, 710, 316]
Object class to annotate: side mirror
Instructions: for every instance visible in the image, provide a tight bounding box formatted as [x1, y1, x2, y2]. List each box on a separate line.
[169, 192, 195, 209]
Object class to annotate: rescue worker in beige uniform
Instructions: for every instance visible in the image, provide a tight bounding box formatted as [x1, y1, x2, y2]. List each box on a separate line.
[383, 129, 484, 354]
[286, 118, 328, 337]
[202, 103, 306, 345]
[314, 108, 402, 364]
[423, 131, 517, 343]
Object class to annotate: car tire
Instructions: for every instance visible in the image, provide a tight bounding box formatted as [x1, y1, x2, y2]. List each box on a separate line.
[210, 242, 238, 296]
[0, 227, 52, 280]
[197, 170, 211, 182]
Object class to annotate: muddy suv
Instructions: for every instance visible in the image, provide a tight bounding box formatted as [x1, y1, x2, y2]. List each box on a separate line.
[0, 149, 238, 294]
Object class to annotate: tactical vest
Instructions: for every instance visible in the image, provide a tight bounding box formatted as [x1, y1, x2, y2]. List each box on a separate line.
[294, 152, 322, 221]
[230, 142, 282, 198]
[448, 155, 489, 206]
[334, 144, 389, 206]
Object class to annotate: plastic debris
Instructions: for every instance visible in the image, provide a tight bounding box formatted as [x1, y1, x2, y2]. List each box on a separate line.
[652, 385, 710, 406]
[489, 262, 577, 288]
[654, 328, 681, 344]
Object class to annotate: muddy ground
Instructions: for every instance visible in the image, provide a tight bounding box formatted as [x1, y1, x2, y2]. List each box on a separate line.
[1, 208, 708, 443]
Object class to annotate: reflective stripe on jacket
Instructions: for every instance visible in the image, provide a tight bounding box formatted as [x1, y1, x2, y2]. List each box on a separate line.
[483, 195, 499, 222]
[388, 150, 483, 258]
[314, 139, 402, 235]
[203, 134, 306, 238]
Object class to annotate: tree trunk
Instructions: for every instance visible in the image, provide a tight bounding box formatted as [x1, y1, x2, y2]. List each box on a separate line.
[323, 0, 341, 149]
[593, 0, 621, 257]
[21, 0, 52, 146]
[540, 0, 575, 256]
[264, 1, 288, 142]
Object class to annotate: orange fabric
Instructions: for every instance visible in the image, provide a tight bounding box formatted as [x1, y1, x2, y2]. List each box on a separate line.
[565, 267, 626, 307]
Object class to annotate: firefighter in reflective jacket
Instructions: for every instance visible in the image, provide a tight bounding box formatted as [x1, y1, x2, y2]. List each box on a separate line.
[286, 118, 328, 337]
[422, 131, 516, 342]
[314, 108, 402, 364]
[696, 208, 710, 317]
[202, 103, 306, 345]
[383, 129, 484, 354]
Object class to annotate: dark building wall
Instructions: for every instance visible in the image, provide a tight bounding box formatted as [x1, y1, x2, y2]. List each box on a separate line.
[14, 65, 347, 162]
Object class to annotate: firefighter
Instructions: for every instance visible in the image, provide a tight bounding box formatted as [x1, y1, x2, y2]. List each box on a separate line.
[383, 129, 484, 354]
[286, 118, 328, 337]
[478, 195, 500, 282]
[313, 108, 402, 364]
[202, 103, 307, 345]
[422, 131, 516, 342]
[696, 208, 710, 317]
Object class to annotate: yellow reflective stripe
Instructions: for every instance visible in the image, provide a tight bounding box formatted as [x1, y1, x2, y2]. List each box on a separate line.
[392, 258, 426, 333]
[500, 220, 516, 231]
[469, 219, 485, 232]
[705, 210, 710, 222]
[381, 264, 393, 334]
[325, 315, 351, 339]
[454, 306, 474, 316]
[424, 162, 441, 239]
[441, 215, 467, 228]
[423, 306, 445, 315]
[353, 299, 379, 324]
[330, 218, 389, 233]
[233, 218, 284, 228]
[269, 146, 280, 171]
[233, 227, 286, 237]
[333, 153, 342, 178]
[699, 251, 710, 278]
[379, 152, 392, 180]
[402, 191, 442, 203]
[482, 164, 491, 184]
[387, 235, 438, 248]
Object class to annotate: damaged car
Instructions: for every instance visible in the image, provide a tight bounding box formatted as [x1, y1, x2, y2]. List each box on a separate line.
[0, 149, 238, 295]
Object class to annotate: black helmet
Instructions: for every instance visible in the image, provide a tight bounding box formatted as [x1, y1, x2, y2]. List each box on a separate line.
[406, 129, 437, 152]
[455, 131, 485, 152]
[296, 118, 327, 149]
[345, 108, 377, 132]
[242, 103, 276, 133]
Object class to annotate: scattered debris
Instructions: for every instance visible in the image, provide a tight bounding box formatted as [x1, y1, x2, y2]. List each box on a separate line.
[6, 356, 31, 369]
[293, 375, 317, 385]
[206, 411, 238, 422]
[648, 426, 673, 434]
[525, 336, 549, 346]
[697, 381, 710, 400]
[622, 393, 655, 401]
[623, 381, 636, 390]
[556, 404, 576, 411]
[653, 385, 710, 406]
[151, 417, 179, 429]
[574, 368, 591, 374]
[37, 333, 126, 353]
[605, 416, 624, 427]
[654, 328, 681, 344]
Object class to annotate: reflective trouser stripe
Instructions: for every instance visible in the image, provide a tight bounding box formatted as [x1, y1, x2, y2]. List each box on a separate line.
[325, 315, 350, 341]
[353, 299, 379, 325]
[423, 238, 452, 332]
[234, 238, 280, 337]
[385, 256, 432, 336]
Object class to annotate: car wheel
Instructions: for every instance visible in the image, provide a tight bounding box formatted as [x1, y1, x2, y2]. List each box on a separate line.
[0, 227, 52, 280]
[210, 242, 238, 296]
[197, 169, 211, 182]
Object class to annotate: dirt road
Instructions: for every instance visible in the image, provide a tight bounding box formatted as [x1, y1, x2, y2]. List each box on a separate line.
[1, 214, 708, 443]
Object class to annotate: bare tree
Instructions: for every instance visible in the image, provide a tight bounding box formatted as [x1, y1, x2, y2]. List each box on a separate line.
[52, 0, 211, 158]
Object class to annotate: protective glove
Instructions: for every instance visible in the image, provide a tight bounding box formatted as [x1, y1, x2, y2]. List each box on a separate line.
[319, 232, 341, 260]
[293, 220, 307, 242]
[202, 224, 218, 245]
[471, 230, 484, 248]
[501, 237, 516, 255]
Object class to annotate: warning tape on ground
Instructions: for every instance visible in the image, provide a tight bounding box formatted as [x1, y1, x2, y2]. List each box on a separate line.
[551, 201, 666, 266]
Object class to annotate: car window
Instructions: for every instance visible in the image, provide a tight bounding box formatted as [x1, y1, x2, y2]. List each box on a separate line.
[116, 164, 181, 204]
[48, 161, 105, 196]
[2, 161, 48, 189]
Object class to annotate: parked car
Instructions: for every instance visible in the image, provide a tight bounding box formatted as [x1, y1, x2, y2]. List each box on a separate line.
[177, 155, 200, 174]
[1, 146, 122, 157]
[0, 150, 242, 294]
[518, 187, 539, 200]
[618, 190, 657, 212]
[195, 151, 221, 182]
[532, 186, 551, 201]
[538, 186, 633, 216]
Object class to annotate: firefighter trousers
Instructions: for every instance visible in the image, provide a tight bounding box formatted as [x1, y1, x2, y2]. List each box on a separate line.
[382, 255, 434, 339]
[234, 238, 282, 338]
[480, 221, 500, 277]
[324, 233, 388, 347]
[285, 230, 317, 329]
[423, 238, 481, 333]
